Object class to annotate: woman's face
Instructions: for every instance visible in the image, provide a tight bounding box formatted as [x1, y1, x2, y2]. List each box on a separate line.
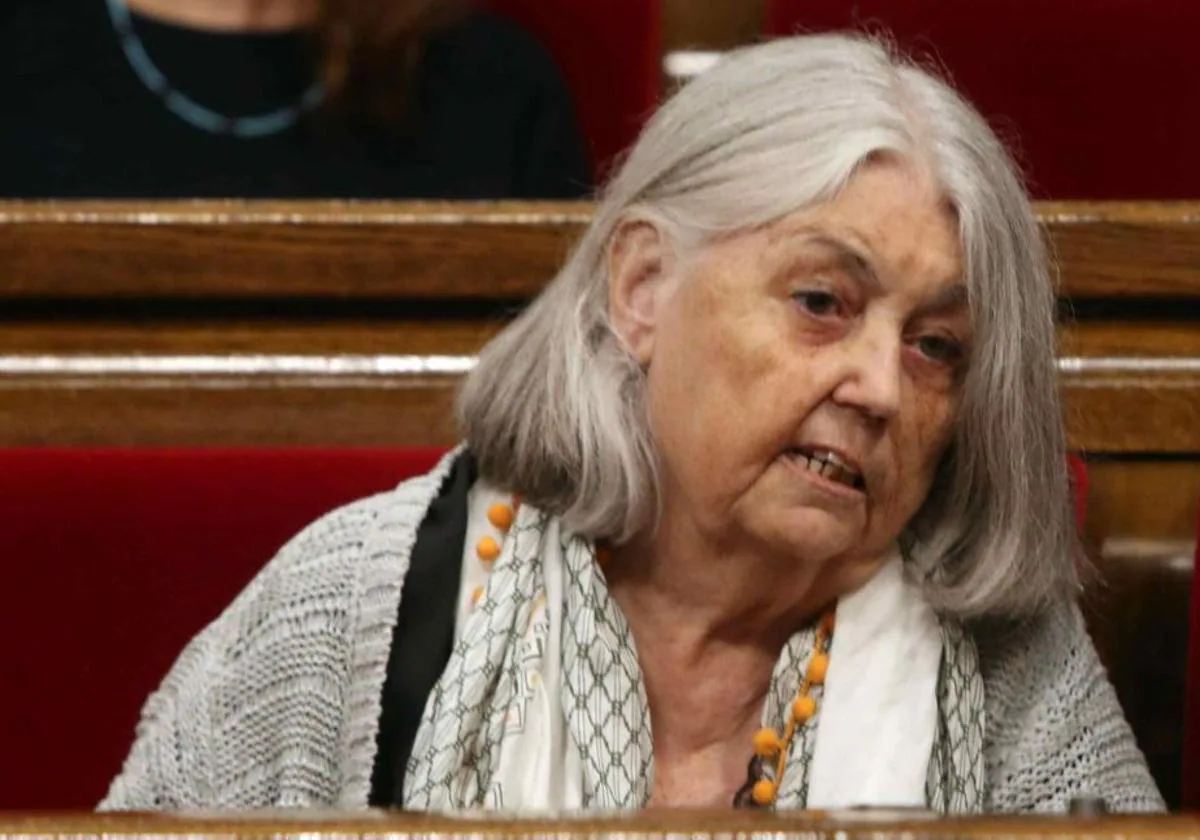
[612, 160, 969, 572]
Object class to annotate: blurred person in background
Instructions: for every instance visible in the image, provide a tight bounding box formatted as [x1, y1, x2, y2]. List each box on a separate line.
[0, 0, 590, 197]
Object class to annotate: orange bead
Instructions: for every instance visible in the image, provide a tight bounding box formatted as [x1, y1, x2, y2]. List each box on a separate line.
[471, 585, 485, 606]
[476, 536, 502, 563]
[752, 779, 777, 806]
[819, 612, 836, 636]
[792, 694, 816, 724]
[807, 652, 829, 685]
[752, 727, 782, 757]
[487, 503, 515, 531]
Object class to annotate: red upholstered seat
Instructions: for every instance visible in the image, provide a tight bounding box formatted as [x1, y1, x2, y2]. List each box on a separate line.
[480, 0, 662, 178]
[0, 448, 445, 809]
[764, 0, 1200, 199]
[1184, 505, 1200, 808]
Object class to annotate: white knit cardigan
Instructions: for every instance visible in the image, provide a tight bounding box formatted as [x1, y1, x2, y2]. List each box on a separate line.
[100, 454, 1165, 813]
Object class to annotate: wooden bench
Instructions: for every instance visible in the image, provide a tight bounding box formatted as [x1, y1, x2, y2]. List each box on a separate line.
[0, 201, 1196, 448]
[0, 200, 1196, 803]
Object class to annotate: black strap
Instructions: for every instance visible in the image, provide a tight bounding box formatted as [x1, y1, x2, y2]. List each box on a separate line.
[368, 451, 475, 807]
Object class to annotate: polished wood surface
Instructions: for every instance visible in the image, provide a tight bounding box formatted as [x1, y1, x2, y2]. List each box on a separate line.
[663, 0, 764, 52]
[0, 202, 587, 300]
[0, 318, 1196, 451]
[2, 811, 1200, 839]
[1, 201, 1198, 299]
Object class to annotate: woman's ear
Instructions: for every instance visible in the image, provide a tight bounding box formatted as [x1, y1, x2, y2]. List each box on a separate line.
[607, 218, 675, 365]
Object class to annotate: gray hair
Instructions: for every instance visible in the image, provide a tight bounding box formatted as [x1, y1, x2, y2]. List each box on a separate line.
[457, 33, 1079, 619]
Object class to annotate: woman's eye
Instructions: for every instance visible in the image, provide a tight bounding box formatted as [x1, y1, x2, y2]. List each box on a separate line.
[916, 334, 965, 365]
[792, 291, 842, 317]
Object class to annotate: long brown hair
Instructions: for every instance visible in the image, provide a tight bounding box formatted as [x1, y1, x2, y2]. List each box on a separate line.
[314, 0, 469, 131]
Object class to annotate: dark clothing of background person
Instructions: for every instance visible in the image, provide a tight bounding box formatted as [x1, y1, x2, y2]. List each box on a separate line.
[0, 0, 591, 198]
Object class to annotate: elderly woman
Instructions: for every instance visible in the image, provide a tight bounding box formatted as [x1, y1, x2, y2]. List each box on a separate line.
[102, 33, 1162, 813]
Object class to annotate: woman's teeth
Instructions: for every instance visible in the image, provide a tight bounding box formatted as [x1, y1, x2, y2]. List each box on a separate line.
[787, 449, 864, 490]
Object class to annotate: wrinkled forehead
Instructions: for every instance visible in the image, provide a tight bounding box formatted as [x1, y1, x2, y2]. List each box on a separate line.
[758, 162, 967, 305]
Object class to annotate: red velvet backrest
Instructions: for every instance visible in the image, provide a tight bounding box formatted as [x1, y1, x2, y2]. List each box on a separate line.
[0, 448, 446, 810]
[1068, 453, 1088, 534]
[1185, 504, 1200, 809]
[764, 0, 1200, 199]
[479, 0, 662, 178]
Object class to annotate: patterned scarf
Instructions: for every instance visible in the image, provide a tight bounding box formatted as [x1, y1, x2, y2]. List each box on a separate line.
[404, 504, 985, 812]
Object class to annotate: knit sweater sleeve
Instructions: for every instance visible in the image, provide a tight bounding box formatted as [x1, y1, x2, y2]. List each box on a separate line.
[980, 599, 1165, 813]
[98, 615, 224, 810]
[98, 489, 412, 810]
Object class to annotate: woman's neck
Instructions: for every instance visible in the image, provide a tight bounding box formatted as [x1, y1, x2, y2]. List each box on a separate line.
[608, 511, 830, 652]
[605, 493, 875, 749]
[605, 519, 811, 759]
[609, 567, 778, 806]
[122, 0, 317, 32]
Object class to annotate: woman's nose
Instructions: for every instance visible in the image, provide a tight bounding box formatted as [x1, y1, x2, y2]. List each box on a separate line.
[830, 331, 903, 421]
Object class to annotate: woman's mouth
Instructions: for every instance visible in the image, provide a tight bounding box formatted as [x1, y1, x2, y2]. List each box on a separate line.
[784, 446, 866, 492]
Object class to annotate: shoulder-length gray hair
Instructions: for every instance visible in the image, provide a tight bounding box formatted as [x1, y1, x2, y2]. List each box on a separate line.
[458, 33, 1079, 619]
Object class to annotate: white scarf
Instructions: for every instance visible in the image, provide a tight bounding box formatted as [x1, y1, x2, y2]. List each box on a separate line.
[404, 485, 985, 812]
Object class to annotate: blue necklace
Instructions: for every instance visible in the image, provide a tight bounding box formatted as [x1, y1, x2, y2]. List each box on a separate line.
[105, 0, 325, 138]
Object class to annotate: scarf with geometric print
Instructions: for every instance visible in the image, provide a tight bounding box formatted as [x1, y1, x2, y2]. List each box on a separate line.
[403, 505, 985, 812]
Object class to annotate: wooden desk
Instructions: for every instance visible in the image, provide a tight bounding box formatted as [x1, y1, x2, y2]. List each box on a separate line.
[1, 812, 1198, 840]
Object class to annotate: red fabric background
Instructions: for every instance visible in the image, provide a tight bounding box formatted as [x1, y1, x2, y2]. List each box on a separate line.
[764, 0, 1200, 199]
[481, 0, 662, 178]
[0, 448, 445, 809]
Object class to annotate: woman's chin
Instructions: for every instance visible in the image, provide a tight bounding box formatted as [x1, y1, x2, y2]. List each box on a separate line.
[756, 505, 867, 563]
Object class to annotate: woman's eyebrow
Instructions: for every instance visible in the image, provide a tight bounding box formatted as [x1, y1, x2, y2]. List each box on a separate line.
[780, 232, 965, 310]
[780, 232, 883, 291]
[810, 234, 883, 292]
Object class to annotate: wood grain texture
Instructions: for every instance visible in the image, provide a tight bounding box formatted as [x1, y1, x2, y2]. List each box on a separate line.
[1041, 202, 1200, 299]
[1086, 461, 1200, 542]
[2, 811, 1199, 839]
[1063, 372, 1200, 453]
[0, 373, 1195, 451]
[0, 320, 1196, 451]
[0, 202, 587, 299]
[1, 201, 1198, 299]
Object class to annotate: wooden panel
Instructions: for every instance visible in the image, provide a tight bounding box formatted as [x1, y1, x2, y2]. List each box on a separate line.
[0, 320, 1197, 451]
[1059, 320, 1200, 357]
[663, 0, 764, 50]
[1041, 202, 1200, 299]
[1078, 456, 1199, 809]
[1, 201, 1199, 300]
[1, 372, 1194, 450]
[1059, 320, 1200, 454]
[3, 811, 1200, 839]
[0, 383, 461, 448]
[0, 202, 587, 300]
[1063, 370, 1200, 453]
[1085, 460, 1200, 542]
[0, 320, 501, 355]
[1084, 539, 1193, 814]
